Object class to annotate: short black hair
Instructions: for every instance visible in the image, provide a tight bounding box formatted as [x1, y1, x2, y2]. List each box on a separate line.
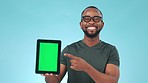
[81, 6, 103, 18]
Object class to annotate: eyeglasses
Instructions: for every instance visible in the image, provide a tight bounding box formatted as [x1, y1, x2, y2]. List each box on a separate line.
[82, 16, 102, 23]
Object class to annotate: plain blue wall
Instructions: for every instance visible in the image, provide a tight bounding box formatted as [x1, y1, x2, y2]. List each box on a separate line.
[0, 0, 148, 83]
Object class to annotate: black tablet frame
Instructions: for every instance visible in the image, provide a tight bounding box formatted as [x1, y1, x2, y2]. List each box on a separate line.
[35, 39, 61, 74]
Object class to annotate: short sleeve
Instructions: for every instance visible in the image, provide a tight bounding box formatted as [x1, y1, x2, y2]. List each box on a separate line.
[60, 46, 69, 66]
[107, 46, 120, 67]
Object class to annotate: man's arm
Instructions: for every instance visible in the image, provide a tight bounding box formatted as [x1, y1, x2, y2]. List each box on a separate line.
[85, 64, 119, 83]
[45, 64, 67, 83]
[64, 53, 120, 83]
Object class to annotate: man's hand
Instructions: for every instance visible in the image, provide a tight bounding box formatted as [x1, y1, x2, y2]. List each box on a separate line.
[41, 64, 67, 83]
[41, 73, 59, 83]
[64, 53, 91, 72]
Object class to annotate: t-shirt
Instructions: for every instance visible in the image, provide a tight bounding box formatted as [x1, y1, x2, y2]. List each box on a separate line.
[60, 40, 120, 83]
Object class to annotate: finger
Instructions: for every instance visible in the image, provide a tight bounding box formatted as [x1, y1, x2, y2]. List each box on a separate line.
[70, 62, 77, 66]
[44, 73, 55, 76]
[41, 73, 50, 76]
[70, 65, 75, 69]
[70, 59, 77, 63]
[45, 73, 50, 75]
[64, 53, 78, 60]
[41, 74, 45, 76]
[49, 73, 54, 76]
[55, 74, 59, 76]
[70, 66, 78, 71]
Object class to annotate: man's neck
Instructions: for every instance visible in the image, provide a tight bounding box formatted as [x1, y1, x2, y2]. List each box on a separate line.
[83, 35, 100, 47]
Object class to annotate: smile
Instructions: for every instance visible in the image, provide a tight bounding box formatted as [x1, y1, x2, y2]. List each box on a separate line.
[87, 27, 96, 30]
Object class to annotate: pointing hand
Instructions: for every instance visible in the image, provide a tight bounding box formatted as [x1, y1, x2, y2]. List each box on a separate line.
[64, 53, 91, 71]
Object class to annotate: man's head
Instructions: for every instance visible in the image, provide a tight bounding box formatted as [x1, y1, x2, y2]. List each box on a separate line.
[80, 6, 104, 38]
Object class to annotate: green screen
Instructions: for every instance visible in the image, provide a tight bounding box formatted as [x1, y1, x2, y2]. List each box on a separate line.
[38, 42, 58, 71]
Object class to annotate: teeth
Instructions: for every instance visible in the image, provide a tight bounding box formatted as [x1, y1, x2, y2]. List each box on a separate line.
[87, 27, 96, 30]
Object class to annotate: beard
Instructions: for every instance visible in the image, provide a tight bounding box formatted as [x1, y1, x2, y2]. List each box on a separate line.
[82, 28, 102, 38]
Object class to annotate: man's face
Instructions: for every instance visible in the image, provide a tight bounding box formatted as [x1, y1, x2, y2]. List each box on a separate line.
[80, 8, 104, 38]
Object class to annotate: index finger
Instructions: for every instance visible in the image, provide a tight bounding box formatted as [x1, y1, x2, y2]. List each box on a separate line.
[64, 53, 78, 59]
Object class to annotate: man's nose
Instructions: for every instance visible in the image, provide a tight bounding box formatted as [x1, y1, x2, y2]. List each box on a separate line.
[88, 19, 95, 24]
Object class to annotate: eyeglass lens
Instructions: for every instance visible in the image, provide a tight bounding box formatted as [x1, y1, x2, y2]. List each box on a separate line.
[82, 16, 102, 22]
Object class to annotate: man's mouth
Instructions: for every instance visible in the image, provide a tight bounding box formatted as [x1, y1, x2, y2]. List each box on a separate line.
[87, 27, 96, 30]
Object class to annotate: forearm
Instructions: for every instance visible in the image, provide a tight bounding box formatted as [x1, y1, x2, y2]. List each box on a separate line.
[85, 65, 118, 83]
[45, 75, 60, 83]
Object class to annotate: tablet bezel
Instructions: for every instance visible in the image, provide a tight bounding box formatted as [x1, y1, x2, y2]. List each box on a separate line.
[35, 39, 61, 74]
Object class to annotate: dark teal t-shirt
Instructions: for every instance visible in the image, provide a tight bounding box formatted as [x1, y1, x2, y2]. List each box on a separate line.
[60, 40, 120, 83]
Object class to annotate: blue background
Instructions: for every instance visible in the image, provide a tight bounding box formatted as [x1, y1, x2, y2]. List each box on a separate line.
[0, 0, 148, 83]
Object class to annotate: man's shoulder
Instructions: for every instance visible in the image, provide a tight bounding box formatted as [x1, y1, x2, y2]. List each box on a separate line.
[62, 40, 82, 53]
[101, 41, 116, 50]
[67, 40, 82, 47]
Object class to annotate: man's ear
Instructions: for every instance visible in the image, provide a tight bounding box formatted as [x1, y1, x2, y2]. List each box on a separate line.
[80, 21, 82, 29]
[101, 21, 104, 29]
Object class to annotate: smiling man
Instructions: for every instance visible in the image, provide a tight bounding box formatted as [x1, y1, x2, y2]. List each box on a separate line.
[44, 6, 120, 83]
[80, 7, 103, 39]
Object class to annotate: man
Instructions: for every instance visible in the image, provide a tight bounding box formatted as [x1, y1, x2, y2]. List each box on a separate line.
[44, 6, 120, 83]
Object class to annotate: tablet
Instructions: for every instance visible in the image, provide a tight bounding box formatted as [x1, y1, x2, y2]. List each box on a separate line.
[35, 39, 61, 74]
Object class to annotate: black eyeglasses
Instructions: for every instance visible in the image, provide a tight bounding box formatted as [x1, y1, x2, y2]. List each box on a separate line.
[82, 16, 102, 22]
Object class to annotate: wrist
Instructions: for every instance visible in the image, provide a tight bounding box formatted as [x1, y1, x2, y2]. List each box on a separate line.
[84, 64, 93, 73]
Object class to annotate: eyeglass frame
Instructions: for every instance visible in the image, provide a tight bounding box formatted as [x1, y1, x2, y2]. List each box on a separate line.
[81, 16, 103, 23]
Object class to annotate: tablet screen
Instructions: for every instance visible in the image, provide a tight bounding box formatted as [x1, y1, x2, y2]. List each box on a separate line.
[35, 39, 61, 74]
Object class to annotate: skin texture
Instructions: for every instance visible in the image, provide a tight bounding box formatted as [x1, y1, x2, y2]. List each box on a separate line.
[44, 7, 120, 83]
